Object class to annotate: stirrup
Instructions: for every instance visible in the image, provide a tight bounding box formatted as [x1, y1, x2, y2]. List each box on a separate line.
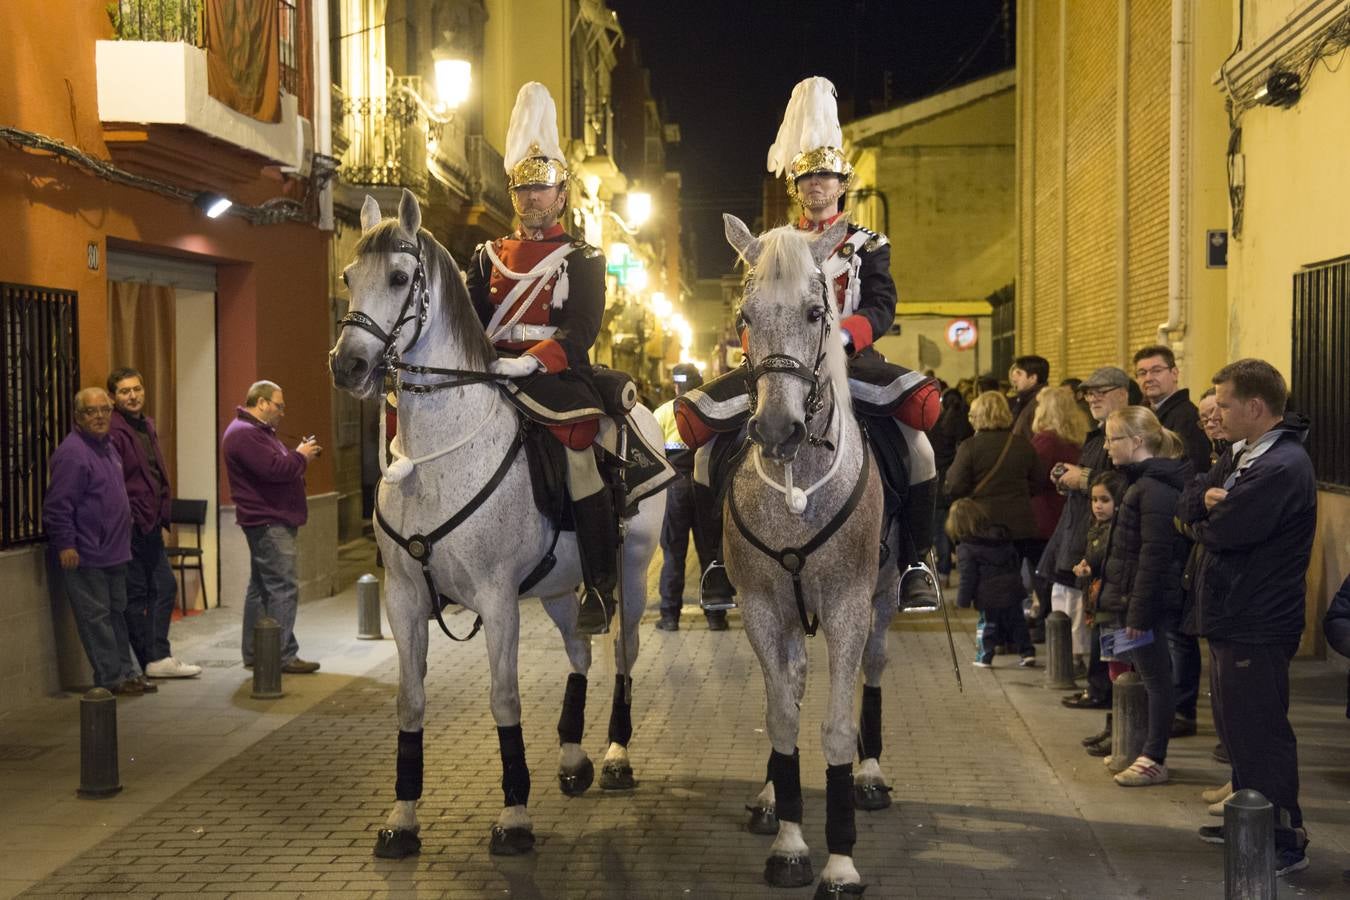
[699, 562, 737, 612]
[898, 559, 942, 614]
[576, 585, 612, 635]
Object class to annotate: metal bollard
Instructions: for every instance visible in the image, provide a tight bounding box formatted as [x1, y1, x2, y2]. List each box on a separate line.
[1108, 672, 1147, 773]
[1224, 789, 1276, 900]
[251, 616, 285, 700]
[356, 573, 383, 640]
[77, 688, 122, 798]
[1044, 611, 1077, 690]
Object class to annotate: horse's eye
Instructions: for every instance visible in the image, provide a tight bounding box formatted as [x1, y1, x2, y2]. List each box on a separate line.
[390, 270, 409, 287]
[738, 309, 751, 327]
[807, 306, 826, 323]
[341, 271, 350, 287]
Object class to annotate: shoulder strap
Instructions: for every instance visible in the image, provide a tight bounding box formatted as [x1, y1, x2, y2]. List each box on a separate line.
[972, 431, 1016, 498]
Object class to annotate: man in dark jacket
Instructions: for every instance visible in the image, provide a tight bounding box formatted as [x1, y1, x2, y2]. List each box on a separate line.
[1180, 359, 1315, 875]
[1133, 346, 1211, 474]
[1009, 355, 1049, 441]
[107, 368, 201, 679]
[1043, 366, 1133, 708]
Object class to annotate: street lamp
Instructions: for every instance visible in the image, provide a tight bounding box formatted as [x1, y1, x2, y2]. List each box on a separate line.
[626, 191, 652, 228]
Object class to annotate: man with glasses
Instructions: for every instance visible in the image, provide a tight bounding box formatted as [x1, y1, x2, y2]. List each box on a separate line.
[107, 367, 202, 681]
[1042, 367, 1135, 711]
[222, 380, 322, 674]
[44, 388, 144, 694]
[1133, 345, 1211, 475]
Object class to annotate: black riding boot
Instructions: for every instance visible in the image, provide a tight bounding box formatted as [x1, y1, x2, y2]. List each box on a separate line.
[692, 481, 736, 611]
[573, 490, 619, 635]
[898, 477, 940, 612]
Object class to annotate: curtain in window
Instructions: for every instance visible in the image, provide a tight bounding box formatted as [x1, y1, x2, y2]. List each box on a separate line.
[108, 281, 178, 493]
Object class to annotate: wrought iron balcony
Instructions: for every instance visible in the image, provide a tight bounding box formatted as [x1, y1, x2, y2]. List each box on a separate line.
[332, 90, 429, 195]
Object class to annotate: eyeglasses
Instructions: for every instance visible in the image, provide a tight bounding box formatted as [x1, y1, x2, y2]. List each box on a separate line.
[78, 406, 113, 416]
[115, 385, 144, 396]
[1083, 387, 1122, 400]
[1135, 365, 1174, 378]
[265, 397, 286, 411]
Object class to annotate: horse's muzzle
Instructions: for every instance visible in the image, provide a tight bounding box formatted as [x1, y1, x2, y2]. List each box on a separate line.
[328, 346, 381, 397]
[748, 415, 806, 463]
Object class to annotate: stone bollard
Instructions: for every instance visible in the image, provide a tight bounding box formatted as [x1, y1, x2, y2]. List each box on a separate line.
[1044, 611, 1077, 690]
[1225, 789, 1276, 900]
[251, 617, 284, 700]
[77, 688, 122, 798]
[357, 573, 383, 640]
[1108, 672, 1146, 773]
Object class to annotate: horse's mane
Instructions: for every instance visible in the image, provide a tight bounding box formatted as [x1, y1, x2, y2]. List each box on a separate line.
[356, 219, 495, 371]
[749, 226, 853, 418]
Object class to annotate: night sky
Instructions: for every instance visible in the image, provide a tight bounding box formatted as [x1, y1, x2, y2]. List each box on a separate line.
[608, 0, 1015, 278]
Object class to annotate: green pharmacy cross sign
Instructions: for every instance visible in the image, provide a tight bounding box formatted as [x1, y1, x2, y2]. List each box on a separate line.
[606, 242, 643, 287]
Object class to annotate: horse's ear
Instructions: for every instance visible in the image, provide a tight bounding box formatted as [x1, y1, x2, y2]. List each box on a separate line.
[810, 217, 851, 267]
[398, 187, 421, 235]
[723, 213, 761, 266]
[360, 195, 382, 233]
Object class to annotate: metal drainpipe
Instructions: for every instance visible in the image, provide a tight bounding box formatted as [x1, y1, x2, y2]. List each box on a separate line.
[1058, 0, 1069, 370]
[1116, 0, 1130, 365]
[1161, 0, 1191, 364]
[1021, 0, 1036, 356]
[314, 0, 333, 231]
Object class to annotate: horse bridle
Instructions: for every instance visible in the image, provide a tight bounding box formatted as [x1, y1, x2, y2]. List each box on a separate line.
[338, 235, 499, 394]
[742, 269, 834, 445]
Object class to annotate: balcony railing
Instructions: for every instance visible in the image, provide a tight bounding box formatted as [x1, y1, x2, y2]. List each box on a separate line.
[333, 87, 429, 195]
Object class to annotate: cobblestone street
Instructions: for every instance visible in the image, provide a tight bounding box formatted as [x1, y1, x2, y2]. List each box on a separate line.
[4, 543, 1349, 898]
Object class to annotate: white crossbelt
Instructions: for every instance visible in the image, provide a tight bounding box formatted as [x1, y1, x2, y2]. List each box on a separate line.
[482, 241, 574, 343]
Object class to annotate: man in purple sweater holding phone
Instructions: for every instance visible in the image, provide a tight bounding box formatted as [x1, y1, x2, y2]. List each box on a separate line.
[222, 380, 322, 673]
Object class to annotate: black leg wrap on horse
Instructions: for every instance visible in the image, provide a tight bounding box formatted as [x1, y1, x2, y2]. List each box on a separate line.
[558, 673, 587, 745]
[768, 748, 803, 824]
[825, 763, 857, 855]
[607, 675, 633, 746]
[903, 477, 937, 564]
[858, 685, 883, 760]
[497, 724, 531, 807]
[395, 730, 424, 801]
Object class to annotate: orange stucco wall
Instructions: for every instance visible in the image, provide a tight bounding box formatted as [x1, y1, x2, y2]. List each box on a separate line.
[1, 3, 334, 500]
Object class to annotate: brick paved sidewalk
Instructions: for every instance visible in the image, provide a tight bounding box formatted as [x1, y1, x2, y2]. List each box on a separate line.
[8, 543, 1350, 898]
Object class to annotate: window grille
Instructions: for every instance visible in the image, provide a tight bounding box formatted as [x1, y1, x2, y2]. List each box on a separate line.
[1, 284, 80, 548]
[1291, 257, 1349, 491]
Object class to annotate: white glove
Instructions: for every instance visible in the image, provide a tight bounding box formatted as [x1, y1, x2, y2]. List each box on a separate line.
[489, 355, 541, 378]
[839, 330, 853, 351]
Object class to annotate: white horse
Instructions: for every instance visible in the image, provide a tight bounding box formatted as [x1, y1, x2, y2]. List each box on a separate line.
[720, 215, 884, 897]
[328, 189, 665, 859]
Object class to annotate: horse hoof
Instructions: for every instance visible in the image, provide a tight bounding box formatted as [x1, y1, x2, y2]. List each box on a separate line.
[763, 853, 813, 888]
[488, 825, 536, 856]
[373, 827, 421, 859]
[599, 761, 636, 791]
[814, 880, 867, 897]
[745, 804, 780, 835]
[558, 758, 595, 796]
[852, 783, 892, 811]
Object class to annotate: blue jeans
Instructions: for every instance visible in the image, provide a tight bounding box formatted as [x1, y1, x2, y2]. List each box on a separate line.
[976, 605, 1034, 661]
[241, 525, 301, 666]
[1164, 607, 1201, 720]
[125, 525, 179, 667]
[63, 564, 134, 688]
[1126, 629, 1175, 763]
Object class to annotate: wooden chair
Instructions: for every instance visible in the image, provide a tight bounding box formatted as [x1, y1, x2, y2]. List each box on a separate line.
[165, 499, 208, 613]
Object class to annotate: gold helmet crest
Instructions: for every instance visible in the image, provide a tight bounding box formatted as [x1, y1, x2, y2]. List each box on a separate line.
[767, 77, 854, 204]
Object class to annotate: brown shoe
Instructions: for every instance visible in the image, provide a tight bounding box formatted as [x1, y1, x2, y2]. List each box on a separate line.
[109, 679, 144, 695]
[281, 658, 321, 674]
[135, 676, 159, 693]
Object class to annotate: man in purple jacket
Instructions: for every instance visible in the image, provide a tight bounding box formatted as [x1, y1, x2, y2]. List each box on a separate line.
[108, 368, 201, 679]
[44, 387, 142, 694]
[222, 380, 322, 673]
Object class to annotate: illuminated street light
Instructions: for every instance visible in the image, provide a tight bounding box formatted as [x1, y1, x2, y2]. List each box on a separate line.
[626, 191, 652, 228]
[434, 59, 471, 110]
[607, 242, 630, 266]
[627, 263, 648, 291]
[650, 291, 672, 320]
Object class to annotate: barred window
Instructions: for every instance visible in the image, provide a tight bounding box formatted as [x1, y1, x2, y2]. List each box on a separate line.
[1291, 257, 1349, 491]
[1, 283, 80, 548]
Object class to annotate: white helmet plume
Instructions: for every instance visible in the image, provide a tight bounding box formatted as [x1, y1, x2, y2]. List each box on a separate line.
[504, 82, 565, 174]
[767, 76, 845, 177]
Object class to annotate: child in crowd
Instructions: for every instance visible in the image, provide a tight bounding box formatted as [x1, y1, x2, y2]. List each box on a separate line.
[948, 498, 1036, 668]
[1074, 471, 1127, 758]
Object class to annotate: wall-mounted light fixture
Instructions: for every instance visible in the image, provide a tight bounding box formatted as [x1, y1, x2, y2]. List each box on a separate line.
[434, 58, 472, 111]
[625, 191, 652, 228]
[194, 191, 233, 218]
[1253, 71, 1301, 108]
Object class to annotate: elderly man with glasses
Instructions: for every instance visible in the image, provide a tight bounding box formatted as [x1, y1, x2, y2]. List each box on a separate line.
[1132, 345, 1212, 475]
[44, 387, 144, 694]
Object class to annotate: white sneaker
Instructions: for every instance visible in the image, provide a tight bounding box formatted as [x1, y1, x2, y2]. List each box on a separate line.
[145, 657, 202, 679]
[1201, 781, 1233, 804]
[1114, 756, 1169, 787]
[1208, 797, 1232, 817]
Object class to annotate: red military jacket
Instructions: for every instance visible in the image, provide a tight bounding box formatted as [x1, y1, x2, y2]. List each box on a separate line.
[794, 212, 895, 354]
[466, 223, 606, 374]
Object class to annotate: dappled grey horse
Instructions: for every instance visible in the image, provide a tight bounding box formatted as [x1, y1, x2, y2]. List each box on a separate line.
[328, 189, 665, 859]
[721, 215, 885, 896]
